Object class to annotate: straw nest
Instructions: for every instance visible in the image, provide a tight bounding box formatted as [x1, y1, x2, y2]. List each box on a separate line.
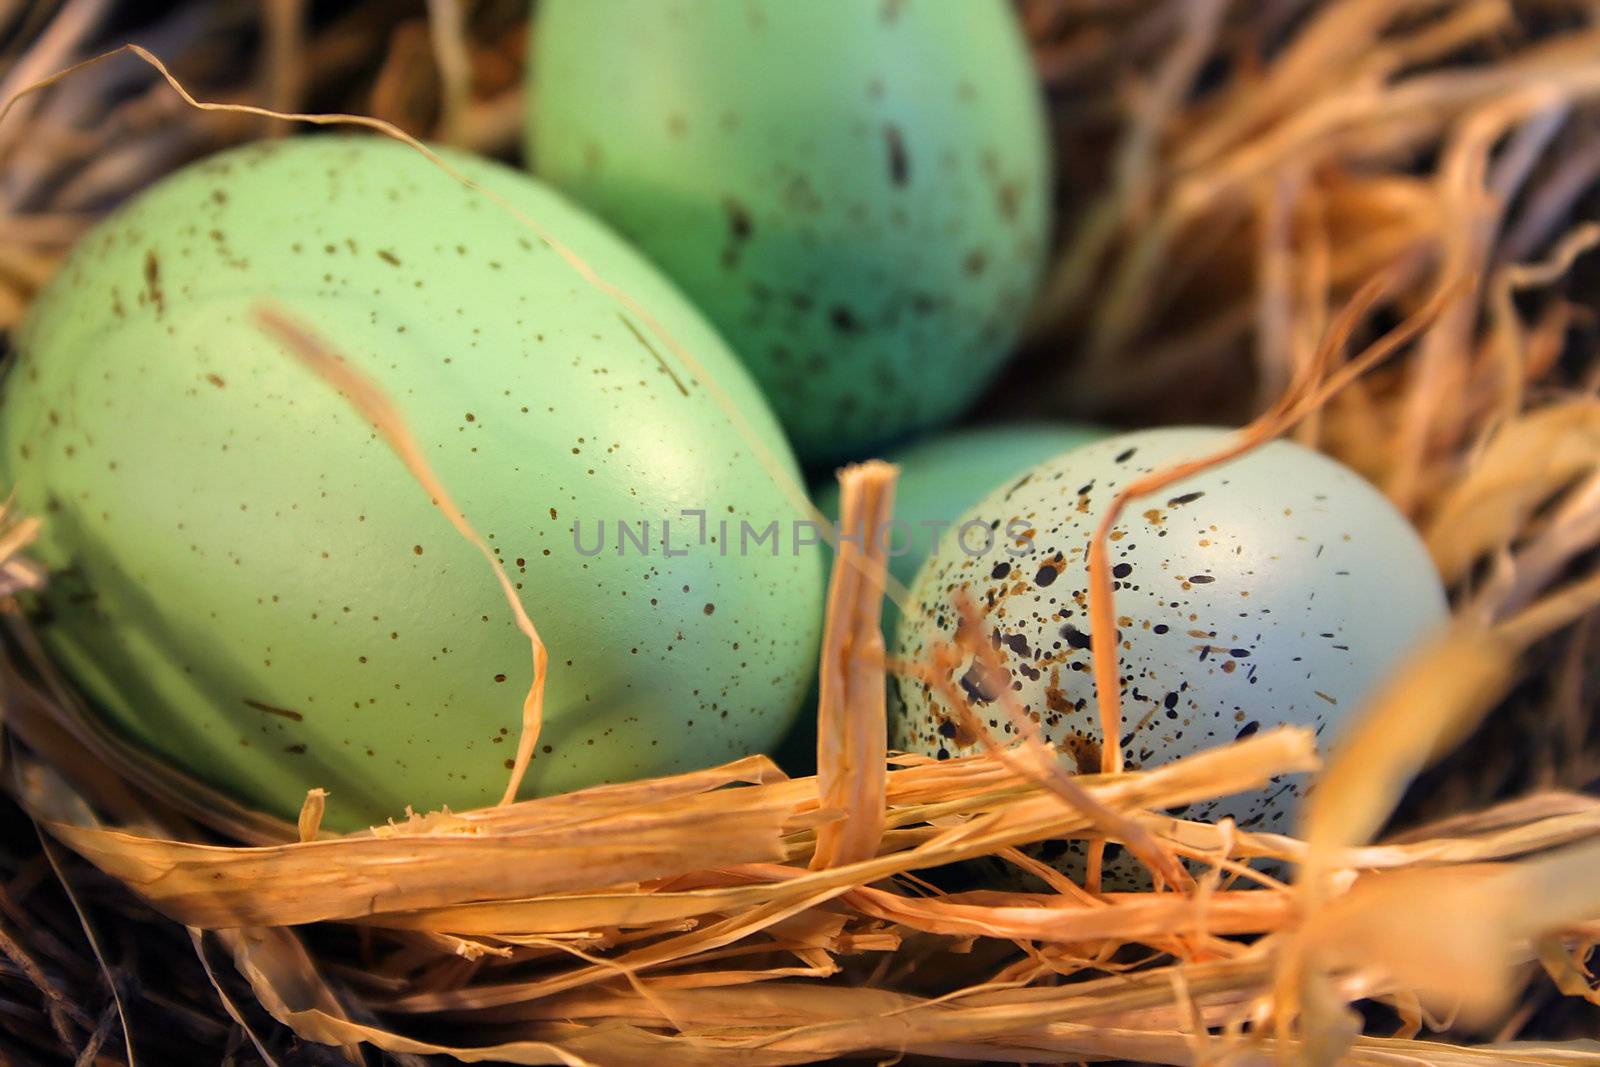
[1, 2, 1598, 1064]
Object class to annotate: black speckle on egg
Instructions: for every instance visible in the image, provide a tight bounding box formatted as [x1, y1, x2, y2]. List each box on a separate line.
[883, 124, 910, 186]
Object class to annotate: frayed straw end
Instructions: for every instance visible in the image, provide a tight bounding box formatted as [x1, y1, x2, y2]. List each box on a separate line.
[811, 460, 896, 870]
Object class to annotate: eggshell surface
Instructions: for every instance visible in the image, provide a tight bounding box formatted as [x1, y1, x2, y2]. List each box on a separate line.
[892, 427, 1447, 880]
[527, 0, 1052, 463]
[814, 423, 1107, 634]
[0, 136, 824, 831]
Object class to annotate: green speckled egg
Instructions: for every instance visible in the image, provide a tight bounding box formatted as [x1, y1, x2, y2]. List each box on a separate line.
[814, 423, 1107, 634]
[526, 0, 1051, 464]
[0, 136, 824, 831]
[893, 427, 1447, 883]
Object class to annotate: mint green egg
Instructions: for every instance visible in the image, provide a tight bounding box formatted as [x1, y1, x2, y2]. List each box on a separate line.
[814, 423, 1108, 634]
[526, 0, 1051, 464]
[0, 137, 823, 831]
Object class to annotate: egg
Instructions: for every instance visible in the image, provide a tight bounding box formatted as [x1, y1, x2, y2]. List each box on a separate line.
[892, 427, 1447, 882]
[526, 0, 1052, 464]
[814, 422, 1107, 635]
[0, 136, 824, 831]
